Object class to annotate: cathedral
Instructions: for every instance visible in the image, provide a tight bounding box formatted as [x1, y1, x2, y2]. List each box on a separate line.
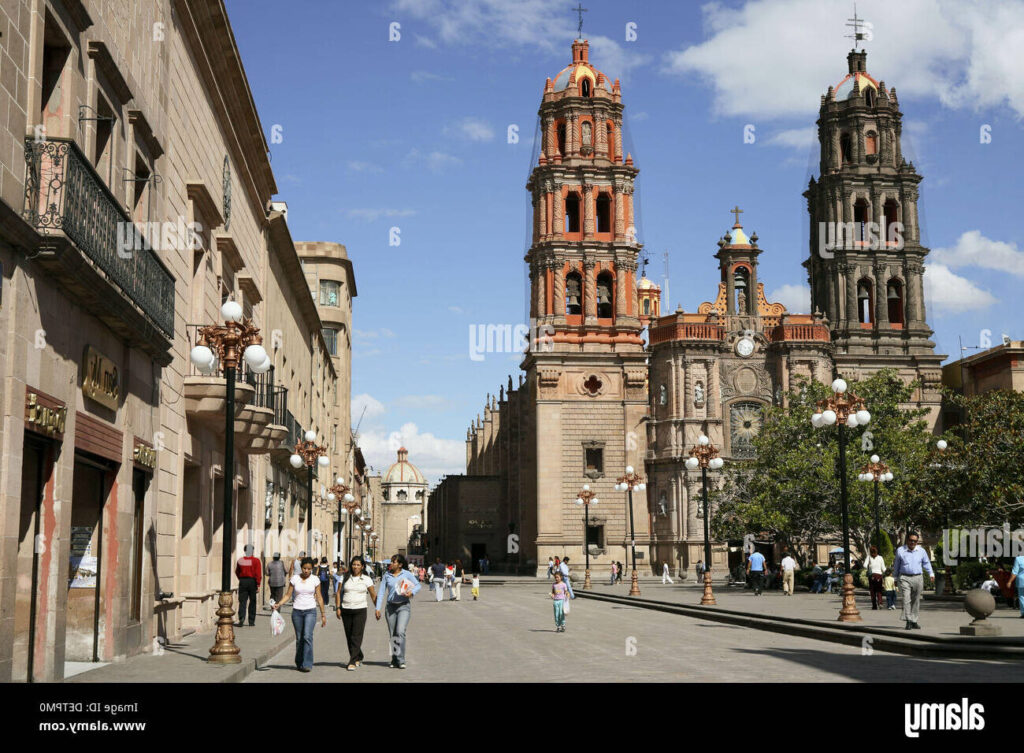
[434, 38, 943, 576]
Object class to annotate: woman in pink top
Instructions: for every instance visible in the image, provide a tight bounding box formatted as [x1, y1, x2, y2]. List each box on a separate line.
[551, 572, 569, 632]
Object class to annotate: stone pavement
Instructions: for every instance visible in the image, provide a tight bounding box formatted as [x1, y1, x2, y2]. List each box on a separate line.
[245, 582, 1021, 683]
[581, 578, 1024, 639]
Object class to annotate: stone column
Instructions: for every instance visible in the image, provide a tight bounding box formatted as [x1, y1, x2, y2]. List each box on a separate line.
[872, 191, 884, 247]
[614, 121, 623, 162]
[553, 262, 565, 318]
[614, 183, 625, 239]
[583, 184, 595, 239]
[538, 261, 548, 318]
[529, 267, 537, 319]
[538, 188, 548, 240]
[567, 115, 576, 157]
[906, 260, 924, 324]
[615, 259, 626, 317]
[596, 110, 608, 156]
[584, 256, 597, 319]
[553, 187, 564, 237]
[874, 264, 889, 327]
[625, 187, 635, 240]
[832, 127, 841, 171]
[545, 117, 556, 161]
[531, 192, 539, 243]
[844, 263, 858, 326]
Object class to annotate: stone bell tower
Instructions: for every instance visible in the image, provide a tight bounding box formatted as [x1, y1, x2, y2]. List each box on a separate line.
[521, 38, 650, 574]
[803, 47, 943, 423]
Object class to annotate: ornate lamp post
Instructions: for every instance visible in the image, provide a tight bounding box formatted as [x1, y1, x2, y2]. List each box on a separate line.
[574, 484, 599, 590]
[189, 300, 271, 664]
[326, 476, 355, 561]
[685, 434, 725, 605]
[858, 455, 893, 551]
[811, 377, 872, 623]
[290, 432, 330, 556]
[614, 467, 646, 597]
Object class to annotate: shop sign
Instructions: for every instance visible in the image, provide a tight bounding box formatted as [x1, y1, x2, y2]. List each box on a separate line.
[25, 390, 67, 438]
[82, 346, 120, 411]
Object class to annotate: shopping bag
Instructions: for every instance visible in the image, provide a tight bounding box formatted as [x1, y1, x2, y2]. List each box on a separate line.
[563, 599, 571, 614]
[396, 578, 414, 597]
[269, 603, 285, 636]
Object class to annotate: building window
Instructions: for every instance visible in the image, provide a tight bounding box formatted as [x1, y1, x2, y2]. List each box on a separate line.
[884, 199, 900, 244]
[586, 524, 603, 549]
[322, 327, 338, 356]
[857, 280, 874, 324]
[581, 78, 591, 97]
[865, 131, 878, 155]
[129, 470, 146, 622]
[854, 199, 869, 243]
[41, 18, 71, 136]
[93, 95, 115, 186]
[730, 402, 764, 459]
[565, 272, 583, 315]
[557, 122, 566, 156]
[596, 272, 614, 318]
[887, 279, 904, 324]
[606, 124, 614, 161]
[565, 193, 581, 233]
[131, 151, 151, 224]
[415, 490, 424, 500]
[319, 280, 341, 307]
[840, 132, 852, 164]
[397, 490, 408, 501]
[596, 193, 611, 233]
[583, 442, 604, 478]
[734, 267, 750, 314]
[643, 298, 651, 315]
[865, 88, 876, 107]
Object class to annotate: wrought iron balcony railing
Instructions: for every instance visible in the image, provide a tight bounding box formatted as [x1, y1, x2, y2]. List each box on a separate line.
[24, 137, 175, 338]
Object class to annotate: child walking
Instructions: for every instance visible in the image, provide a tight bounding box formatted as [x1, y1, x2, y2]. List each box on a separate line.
[471, 573, 480, 600]
[551, 572, 569, 632]
[883, 568, 897, 610]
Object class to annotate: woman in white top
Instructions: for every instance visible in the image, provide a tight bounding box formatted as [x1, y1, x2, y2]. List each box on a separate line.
[272, 557, 326, 672]
[865, 545, 887, 610]
[334, 555, 377, 671]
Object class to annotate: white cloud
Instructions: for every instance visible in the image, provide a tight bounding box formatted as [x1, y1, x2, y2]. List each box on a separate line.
[346, 208, 416, 222]
[352, 393, 386, 420]
[414, 34, 439, 49]
[358, 422, 465, 480]
[662, 0, 1024, 119]
[765, 127, 816, 150]
[444, 117, 495, 142]
[391, 395, 454, 411]
[410, 70, 449, 83]
[405, 148, 463, 172]
[931, 230, 1024, 277]
[347, 161, 383, 174]
[448, 305, 464, 314]
[768, 283, 811, 313]
[631, 111, 649, 122]
[924, 263, 998, 314]
[354, 328, 397, 339]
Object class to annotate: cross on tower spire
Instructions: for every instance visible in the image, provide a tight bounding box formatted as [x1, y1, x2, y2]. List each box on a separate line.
[845, 4, 868, 49]
[730, 205, 743, 227]
[572, 2, 588, 39]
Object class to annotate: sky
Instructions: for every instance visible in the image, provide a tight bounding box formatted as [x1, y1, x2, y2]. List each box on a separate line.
[225, 0, 1024, 484]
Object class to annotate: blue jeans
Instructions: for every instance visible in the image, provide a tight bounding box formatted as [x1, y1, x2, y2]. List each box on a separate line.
[885, 590, 897, 608]
[386, 602, 411, 665]
[291, 607, 316, 669]
[553, 599, 565, 627]
[1017, 584, 1024, 616]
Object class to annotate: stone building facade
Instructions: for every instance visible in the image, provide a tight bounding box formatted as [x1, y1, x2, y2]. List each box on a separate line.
[378, 447, 428, 562]
[0, 0, 353, 682]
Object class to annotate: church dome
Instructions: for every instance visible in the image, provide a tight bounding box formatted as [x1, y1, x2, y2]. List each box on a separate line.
[550, 40, 612, 93]
[383, 447, 426, 485]
[834, 70, 879, 100]
[636, 274, 659, 290]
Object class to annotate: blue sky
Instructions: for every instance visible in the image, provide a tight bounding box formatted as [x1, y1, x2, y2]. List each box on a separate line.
[226, 0, 1024, 482]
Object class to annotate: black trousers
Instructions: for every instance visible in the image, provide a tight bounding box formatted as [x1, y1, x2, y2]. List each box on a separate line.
[869, 573, 884, 608]
[750, 572, 764, 594]
[340, 608, 368, 664]
[238, 577, 257, 624]
[270, 585, 285, 604]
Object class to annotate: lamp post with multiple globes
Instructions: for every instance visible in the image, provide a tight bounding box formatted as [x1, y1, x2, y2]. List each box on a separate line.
[290, 433, 330, 557]
[326, 476, 355, 562]
[685, 434, 725, 605]
[614, 467, 646, 597]
[189, 300, 272, 664]
[574, 485, 598, 590]
[858, 455, 893, 552]
[810, 377, 872, 623]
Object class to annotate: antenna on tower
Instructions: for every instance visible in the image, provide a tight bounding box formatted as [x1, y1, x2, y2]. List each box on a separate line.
[572, 2, 588, 39]
[639, 248, 650, 277]
[662, 250, 670, 311]
[845, 4, 868, 49]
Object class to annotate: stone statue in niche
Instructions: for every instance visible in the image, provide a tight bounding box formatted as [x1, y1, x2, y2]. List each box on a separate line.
[694, 381, 705, 407]
[737, 289, 747, 314]
[659, 384, 667, 406]
[658, 493, 668, 517]
[581, 121, 592, 147]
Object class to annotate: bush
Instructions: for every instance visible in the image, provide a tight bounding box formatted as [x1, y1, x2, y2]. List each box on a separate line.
[855, 568, 869, 589]
[954, 561, 991, 591]
[871, 530, 894, 565]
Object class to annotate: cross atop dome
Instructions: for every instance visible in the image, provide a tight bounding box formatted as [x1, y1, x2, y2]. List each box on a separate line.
[845, 3, 869, 50]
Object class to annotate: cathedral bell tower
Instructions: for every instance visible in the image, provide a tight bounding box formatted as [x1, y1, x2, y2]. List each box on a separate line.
[522, 39, 649, 574]
[803, 47, 943, 418]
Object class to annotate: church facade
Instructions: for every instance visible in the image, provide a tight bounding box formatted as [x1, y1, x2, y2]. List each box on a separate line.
[443, 40, 943, 577]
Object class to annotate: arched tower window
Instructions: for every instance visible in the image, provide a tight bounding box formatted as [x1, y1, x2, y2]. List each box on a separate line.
[565, 193, 581, 233]
[397, 490, 408, 501]
[581, 78, 591, 97]
[643, 298, 650, 315]
[854, 198, 869, 243]
[865, 88, 875, 107]
[857, 279, 873, 324]
[887, 279, 904, 324]
[565, 271, 583, 315]
[840, 133, 852, 164]
[865, 131, 878, 155]
[596, 271, 614, 318]
[733, 267, 750, 314]
[596, 193, 611, 233]
[884, 199, 900, 245]
[557, 122, 566, 156]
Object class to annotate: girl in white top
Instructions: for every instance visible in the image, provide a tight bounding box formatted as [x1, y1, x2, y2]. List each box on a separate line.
[334, 555, 377, 670]
[271, 557, 326, 672]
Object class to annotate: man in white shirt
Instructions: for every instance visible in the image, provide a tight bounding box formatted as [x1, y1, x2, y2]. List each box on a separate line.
[662, 562, 674, 585]
[780, 551, 797, 596]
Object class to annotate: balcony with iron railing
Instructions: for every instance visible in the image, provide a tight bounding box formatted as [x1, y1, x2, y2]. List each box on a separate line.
[23, 137, 175, 364]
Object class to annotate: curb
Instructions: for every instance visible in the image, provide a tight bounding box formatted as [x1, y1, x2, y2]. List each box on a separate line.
[575, 591, 1024, 660]
[216, 631, 295, 683]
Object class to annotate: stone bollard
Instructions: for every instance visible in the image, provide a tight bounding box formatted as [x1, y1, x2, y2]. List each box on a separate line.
[959, 589, 1002, 636]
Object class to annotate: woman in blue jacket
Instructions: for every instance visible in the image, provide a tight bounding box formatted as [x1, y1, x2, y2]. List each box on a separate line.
[374, 553, 422, 669]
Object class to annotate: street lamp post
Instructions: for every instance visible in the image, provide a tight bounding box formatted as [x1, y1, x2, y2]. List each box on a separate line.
[574, 485, 599, 590]
[614, 467, 646, 597]
[327, 476, 355, 562]
[189, 300, 272, 664]
[811, 377, 872, 623]
[685, 434, 725, 605]
[290, 433, 329, 556]
[858, 455, 893, 550]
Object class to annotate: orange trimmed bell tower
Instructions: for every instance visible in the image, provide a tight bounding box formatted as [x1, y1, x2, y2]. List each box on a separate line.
[522, 38, 650, 576]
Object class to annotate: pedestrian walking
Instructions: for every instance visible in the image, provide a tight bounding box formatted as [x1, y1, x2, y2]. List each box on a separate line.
[266, 552, 287, 606]
[333, 555, 377, 671]
[558, 556, 574, 595]
[865, 545, 886, 610]
[430, 558, 446, 602]
[609, 562, 617, 586]
[444, 561, 455, 600]
[893, 532, 934, 629]
[234, 544, 262, 627]
[547, 557, 554, 580]
[471, 572, 480, 600]
[483, 556, 490, 574]
[374, 554, 422, 669]
[694, 560, 703, 585]
[551, 571, 570, 632]
[746, 550, 767, 595]
[271, 557, 326, 672]
[317, 557, 332, 604]
[883, 568, 897, 609]
[661, 562, 674, 584]
[1009, 552, 1024, 618]
[451, 559, 464, 601]
[418, 565, 426, 583]
[616, 561, 624, 583]
[780, 551, 797, 596]
[290, 550, 307, 579]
